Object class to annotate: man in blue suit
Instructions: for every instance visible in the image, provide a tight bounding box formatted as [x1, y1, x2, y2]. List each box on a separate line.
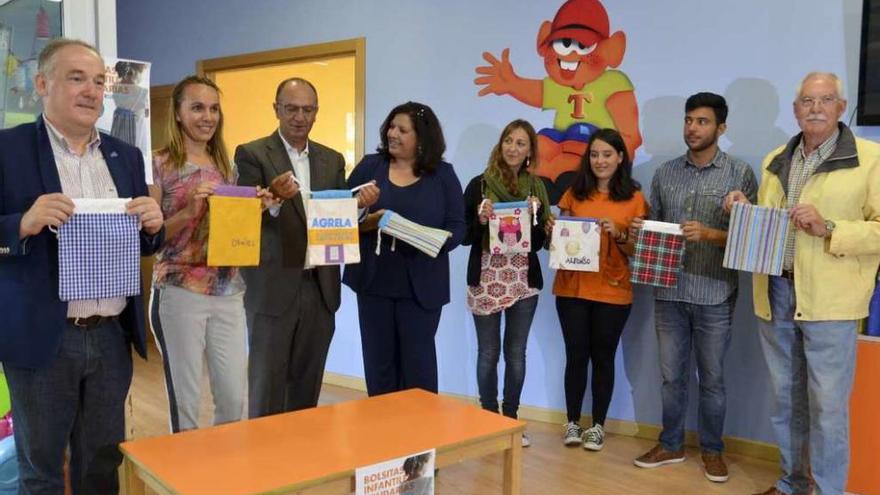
[0, 39, 163, 494]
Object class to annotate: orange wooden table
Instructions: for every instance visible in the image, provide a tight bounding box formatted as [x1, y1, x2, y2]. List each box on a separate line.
[120, 389, 524, 494]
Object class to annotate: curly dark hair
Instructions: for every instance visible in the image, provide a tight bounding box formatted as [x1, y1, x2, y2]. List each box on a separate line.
[377, 101, 446, 176]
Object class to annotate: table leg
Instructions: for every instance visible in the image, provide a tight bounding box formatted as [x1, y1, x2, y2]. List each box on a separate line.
[124, 458, 146, 495]
[502, 432, 522, 495]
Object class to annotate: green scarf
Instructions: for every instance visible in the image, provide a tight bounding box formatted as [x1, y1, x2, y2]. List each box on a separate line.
[481, 171, 552, 250]
[482, 171, 551, 222]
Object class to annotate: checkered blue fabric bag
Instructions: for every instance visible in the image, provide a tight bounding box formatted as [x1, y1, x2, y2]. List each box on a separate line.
[56, 198, 140, 302]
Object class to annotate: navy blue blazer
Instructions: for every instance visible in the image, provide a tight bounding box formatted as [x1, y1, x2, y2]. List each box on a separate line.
[0, 117, 163, 369]
[342, 153, 466, 310]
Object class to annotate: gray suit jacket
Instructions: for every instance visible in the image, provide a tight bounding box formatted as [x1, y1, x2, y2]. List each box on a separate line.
[235, 132, 346, 316]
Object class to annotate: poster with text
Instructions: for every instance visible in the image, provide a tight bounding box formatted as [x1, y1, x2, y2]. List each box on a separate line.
[356, 449, 434, 495]
[96, 57, 152, 184]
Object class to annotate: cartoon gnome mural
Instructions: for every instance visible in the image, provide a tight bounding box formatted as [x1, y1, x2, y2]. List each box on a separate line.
[475, 0, 641, 202]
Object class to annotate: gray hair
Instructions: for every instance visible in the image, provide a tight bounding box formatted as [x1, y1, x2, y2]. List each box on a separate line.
[38, 38, 103, 78]
[795, 72, 846, 100]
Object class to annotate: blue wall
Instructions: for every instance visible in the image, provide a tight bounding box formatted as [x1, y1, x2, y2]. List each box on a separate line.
[118, 0, 877, 444]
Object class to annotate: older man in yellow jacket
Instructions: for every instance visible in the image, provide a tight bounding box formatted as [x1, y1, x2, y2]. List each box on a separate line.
[727, 72, 880, 495]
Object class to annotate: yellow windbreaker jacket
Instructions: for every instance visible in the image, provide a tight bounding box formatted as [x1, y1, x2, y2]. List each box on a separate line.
[753, 124, 880, 321]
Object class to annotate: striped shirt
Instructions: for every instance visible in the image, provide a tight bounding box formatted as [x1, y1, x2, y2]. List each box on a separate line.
[782, 129, 839, 271]
[45, 117, 126, 318]
[648, 149, 758, 305]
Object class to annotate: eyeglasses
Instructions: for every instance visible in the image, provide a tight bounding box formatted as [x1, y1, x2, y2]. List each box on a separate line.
[797, 95, 839, 108]
[276, 104, 317, 117]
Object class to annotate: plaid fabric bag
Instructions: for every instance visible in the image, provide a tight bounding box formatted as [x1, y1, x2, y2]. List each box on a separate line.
[488, 201, 531, 255]
[376, 210, 452, 259]
[307, 190, 360, 266]
[57, 198, 140, 301]
[548, 216, 601, 272]
[630, 220, 684, 288]
[723, 203, 789, 276]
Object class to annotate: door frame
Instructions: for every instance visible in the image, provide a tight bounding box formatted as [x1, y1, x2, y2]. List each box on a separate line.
[196, 38, 366, 164]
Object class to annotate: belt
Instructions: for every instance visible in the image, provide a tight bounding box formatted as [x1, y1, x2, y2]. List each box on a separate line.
[780, 269, 794, 281]
[66, 315, 117, 329]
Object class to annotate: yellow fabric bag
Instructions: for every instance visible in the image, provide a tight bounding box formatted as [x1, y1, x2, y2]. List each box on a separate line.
[207, 196, 262, 266]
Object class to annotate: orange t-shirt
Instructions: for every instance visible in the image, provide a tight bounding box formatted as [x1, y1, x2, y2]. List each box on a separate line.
[552, 189, 649, 305]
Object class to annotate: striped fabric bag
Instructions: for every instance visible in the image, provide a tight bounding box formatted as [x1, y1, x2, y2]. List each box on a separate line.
[722, 203, 789, 276]
[630, 220, 685, 288]
[376, 210, 452, 258]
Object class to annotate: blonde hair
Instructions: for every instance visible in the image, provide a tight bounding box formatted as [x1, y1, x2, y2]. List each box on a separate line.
[157, 75, 232, 180]
[484, 119, 539, 195]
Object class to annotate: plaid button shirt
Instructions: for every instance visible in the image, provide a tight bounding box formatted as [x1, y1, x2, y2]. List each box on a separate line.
[783, 129, 839, 271]
[44, 118, 127, 317]
[630, 228, 685, 288]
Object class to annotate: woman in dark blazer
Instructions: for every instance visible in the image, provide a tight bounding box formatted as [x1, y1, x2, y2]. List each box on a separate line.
[343, 102, 466, 396]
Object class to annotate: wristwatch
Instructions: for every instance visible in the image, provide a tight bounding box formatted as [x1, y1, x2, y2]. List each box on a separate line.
[823, 219, 836, 238]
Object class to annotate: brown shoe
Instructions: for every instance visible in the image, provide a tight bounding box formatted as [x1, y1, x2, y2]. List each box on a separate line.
[751, 487, 784, 495]
[633, 444, 685, 468]
[701, 453, 728, 482]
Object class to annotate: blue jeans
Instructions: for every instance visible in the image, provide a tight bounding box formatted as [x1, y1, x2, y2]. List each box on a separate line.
[759, 276, 857, 495]
[472, 295, 538, 419]
[3, 319, 132, 495]
[655, 296, 734, 454]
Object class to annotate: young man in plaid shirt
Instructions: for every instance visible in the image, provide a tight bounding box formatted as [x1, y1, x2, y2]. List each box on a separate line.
[631, 93, 757, 483]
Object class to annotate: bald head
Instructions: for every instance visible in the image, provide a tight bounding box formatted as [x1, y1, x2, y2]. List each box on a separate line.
[274, 77, 318, 105]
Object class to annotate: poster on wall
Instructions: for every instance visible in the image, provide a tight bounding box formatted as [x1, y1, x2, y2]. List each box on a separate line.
[97, 57, 153, 183]
[474, 0, 639, 203]
[355, 449, 435, 495]
[0, 2, 63, 130]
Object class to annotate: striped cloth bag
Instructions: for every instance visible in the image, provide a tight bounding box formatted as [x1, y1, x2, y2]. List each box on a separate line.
[56, 198, 140, 301]
[376, 210, 452, 258]
[630, 220, 685, 288]
[722, 203, 789, 276]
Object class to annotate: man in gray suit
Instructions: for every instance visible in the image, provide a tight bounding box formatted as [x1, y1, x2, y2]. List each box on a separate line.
[236, 78, 378, 417]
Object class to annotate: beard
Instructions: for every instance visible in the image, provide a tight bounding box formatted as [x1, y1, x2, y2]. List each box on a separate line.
[686, 133, 718, 153]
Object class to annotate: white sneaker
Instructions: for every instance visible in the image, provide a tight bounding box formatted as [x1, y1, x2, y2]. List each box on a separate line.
[563, 422, 584, 446]
[582, 424, 605, 451]
[521, 432, 531, 448]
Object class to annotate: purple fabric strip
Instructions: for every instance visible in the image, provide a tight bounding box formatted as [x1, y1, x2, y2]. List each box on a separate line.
[213, 185, 257, 198]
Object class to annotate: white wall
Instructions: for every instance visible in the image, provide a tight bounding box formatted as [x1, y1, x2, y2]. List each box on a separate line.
[64, 0, 115, 55]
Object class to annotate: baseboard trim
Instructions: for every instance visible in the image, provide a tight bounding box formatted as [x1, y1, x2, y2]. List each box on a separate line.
[322, 372, 780, 463]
